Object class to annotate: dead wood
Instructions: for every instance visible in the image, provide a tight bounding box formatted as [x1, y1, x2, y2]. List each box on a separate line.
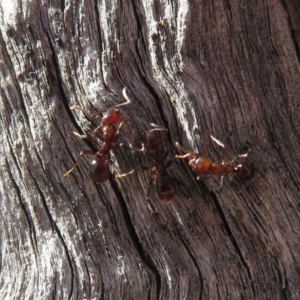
[0, 0, 299, 299]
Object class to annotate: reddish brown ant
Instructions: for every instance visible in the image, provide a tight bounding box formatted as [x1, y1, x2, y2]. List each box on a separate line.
[117, 125, 178, 202]
[175, 133, 255, 191]
[63, 87, 131, 183]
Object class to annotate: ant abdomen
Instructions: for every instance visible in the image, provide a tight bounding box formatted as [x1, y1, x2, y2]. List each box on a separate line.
[89, 156, 110, 183]
[234, 161, 255, 182]
[156, 173, 176, 202]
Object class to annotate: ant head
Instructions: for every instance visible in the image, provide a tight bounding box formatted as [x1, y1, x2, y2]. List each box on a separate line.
[100, 87, 132, 125]
[142, 131, 162, 150]
[234, 161, 255, 182]
[101, 109, 122, 125]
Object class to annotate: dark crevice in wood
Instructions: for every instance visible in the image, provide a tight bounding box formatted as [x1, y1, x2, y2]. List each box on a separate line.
[131, 0, 144, 39]
[209, 191, 255, 296]
[177, 234, 203, 299]
[5, 158, 38, 257]
[134, 41, 148, 78]
[279, 0, 300, 63]
[212, 266, 222, 300]
[53, 275, 59, 300]
[160, 90, 182, 149]
[282, 268, 289, 299]
[224, 0, 232, 20]
[82, 260, 91, 300]
[132, 2, 149, 64]
[52, 283, 56, 300]
[0, 29, 30, 128]
[1, 1, 299, 298]
[60, 0, 65, 12]
[99, 281, 105, 299]
[132, 65, 171, 132]
[272, 256, 289, 299]
[29, 172, 75, 299]
[109, 177, 161, 297]
[39, 15, 81, 128]
[93, 0, 109, 90]
[279, 261, 289, 299]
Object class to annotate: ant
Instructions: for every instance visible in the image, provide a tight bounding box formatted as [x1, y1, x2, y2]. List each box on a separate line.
[116, 125, 178, 202]
[63, 87, 131, 183]
[175, 133, 255, 191]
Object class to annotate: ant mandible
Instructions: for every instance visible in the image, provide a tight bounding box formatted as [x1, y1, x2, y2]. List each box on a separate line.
[117, 125, 178, 202]
[175, 133, 255, 191]
[63, 87, 131, 183]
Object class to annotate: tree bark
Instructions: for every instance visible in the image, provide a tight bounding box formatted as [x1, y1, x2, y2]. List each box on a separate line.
[0, 0, 299, 299]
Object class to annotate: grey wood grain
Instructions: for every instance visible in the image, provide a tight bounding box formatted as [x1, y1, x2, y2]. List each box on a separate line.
[0, 0, 299, 299]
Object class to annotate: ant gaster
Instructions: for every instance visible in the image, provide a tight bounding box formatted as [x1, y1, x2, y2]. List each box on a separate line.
[175, 133, 255, 190]
[117, 125, 177, 202]
[63, 87, 131, 183]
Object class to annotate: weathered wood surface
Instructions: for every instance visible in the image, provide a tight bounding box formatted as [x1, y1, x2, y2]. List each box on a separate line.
[0, 0, 299, 299]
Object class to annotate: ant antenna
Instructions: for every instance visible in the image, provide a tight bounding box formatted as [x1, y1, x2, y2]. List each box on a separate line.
[70, 106, 89, 115]
[118, 87, 131, 108]
[208, 133, 225, 148]
[70, 87, 131, 120]
[149, 123, 168, 132]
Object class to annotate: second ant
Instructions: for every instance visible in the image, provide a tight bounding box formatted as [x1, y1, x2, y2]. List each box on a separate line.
[175, 133, 255, 191]
[116, 124, 178, 202]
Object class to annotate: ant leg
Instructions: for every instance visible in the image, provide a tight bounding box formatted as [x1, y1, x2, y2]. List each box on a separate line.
[93, 125, 105, 141]
[70, 131, 100, 147]
[215, 176, 224, 193]
[146, 177, 155, 199]
[146, 178, 157, 213]
[115, 166, 150, 178]
[115, 168, 138, 178]
[64, 150, 96, 177]
[118, 142, 146, 152]
[196, 174, 214, 181]
[93, 121, 124, 142]
[113, 121, 124, 142]
[117, 121, 124, 133]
